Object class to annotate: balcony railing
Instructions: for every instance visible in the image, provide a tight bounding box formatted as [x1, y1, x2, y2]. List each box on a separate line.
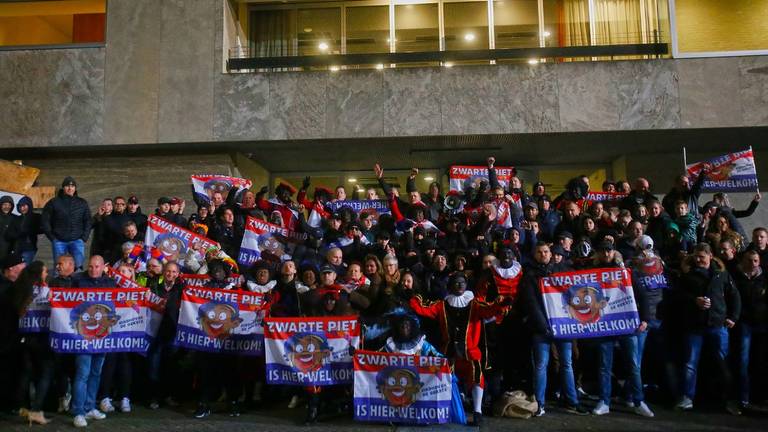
[227, 42, 669, 72]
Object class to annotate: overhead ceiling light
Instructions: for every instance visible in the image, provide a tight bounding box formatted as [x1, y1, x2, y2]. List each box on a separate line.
[375, 63, 384, 70]
[318, 42, 329, 51]
[528, 58, 539, 65]
[348, 178, 357, 183]
[464, 33, 476, 42]
[424, 176, 435, 181]
[329, 65, 340, 72]
[303, 27, 313, 33]
[542, 30, 551, 38]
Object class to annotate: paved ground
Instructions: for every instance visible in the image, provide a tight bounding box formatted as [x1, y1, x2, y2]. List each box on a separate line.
[2, 402, 766, 432]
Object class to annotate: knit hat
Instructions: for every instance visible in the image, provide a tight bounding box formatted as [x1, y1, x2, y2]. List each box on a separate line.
[61, 176, 77, 187]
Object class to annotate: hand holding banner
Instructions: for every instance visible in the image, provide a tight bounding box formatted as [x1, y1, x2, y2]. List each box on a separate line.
[191, 174, 252, 204]
[686, 149, 758, 192]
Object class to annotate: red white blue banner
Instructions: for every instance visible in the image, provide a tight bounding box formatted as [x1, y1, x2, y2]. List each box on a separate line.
[539, 268, 639, 339]
[49, 288, 154, 353]
[264, 316, 360, 386]
[631, 255, 669, 291]
[191, 174, 252, 204]
[326, 200, 391, 223]
[584, 191, 628, 203]
[238, 216, 307, 267]
[175, 286, 267, 355]
[144, 214, 224, 271]
[353, 350, 451, 425]
[18, 284, 50, 333]
[448, 165, 515, 192]
[181, 273, 242, 289]
[686, 149, 759, 192]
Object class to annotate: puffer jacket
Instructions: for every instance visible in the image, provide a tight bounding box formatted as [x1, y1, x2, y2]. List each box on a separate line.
[42, 189, 91, 242]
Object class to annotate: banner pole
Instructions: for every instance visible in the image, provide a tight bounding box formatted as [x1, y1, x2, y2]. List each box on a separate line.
[683, 146, 688, 173]
[750, 145, 760, 191]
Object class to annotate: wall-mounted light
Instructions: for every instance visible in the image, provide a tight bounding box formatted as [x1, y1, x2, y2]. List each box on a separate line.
[542, 31, 551, 38]
[424, 176, 435, 182]
[329, 65, 340, 71]
[375, 64, 384, 70]
[348, 178, 357, 183]
[464, 33, 476, 42]
[318, 42, 329, 51]
[528, 59, 539, 65]
[444, 62, 453, 68]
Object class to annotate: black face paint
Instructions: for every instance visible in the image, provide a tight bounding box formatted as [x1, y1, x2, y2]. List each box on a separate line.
[500, 248, 515, 268]
[449, 276, 467, 295]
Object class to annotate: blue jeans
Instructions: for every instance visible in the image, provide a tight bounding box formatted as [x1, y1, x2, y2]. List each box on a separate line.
[53, 239, 85, 271]
[71, 354, 105, 416]
[532, 336, 578, 407]
[683, 326, 728, 399]
[737, 323, 767, 404]
[597, 336, 644, 405]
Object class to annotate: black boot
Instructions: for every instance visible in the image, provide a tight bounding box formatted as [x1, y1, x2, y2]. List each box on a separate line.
[304, 395, 320, 425]
[473, 411, 483, 427]
[193, 403, 211, 419]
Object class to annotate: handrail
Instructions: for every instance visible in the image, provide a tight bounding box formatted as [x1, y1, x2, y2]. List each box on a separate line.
[228, 43, 668, 71]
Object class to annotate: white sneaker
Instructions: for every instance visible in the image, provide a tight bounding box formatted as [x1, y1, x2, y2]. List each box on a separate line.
[73, 415, 88, 428]
[634, 401, 655, 418]
[676, 396, 693, 410]
[99, 397, 115, 413]
[287, 395, 300, 409]
[592, 401, 610, 415]
[59, 393, 72, 413]
[85, 409, 106, 420]
[120, 397, 131, 413]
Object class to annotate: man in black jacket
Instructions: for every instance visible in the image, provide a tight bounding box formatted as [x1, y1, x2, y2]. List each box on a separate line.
[42, 177, 91, 271]
[522, 242, 588, 417]
[677, 243, 741, 415]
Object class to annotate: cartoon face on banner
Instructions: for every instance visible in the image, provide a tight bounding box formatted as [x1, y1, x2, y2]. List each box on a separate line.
[197, 302, 243, 339]
[699, 162, 735, 182]
[204, 179, 233, 199]
[258, 232, 286, 260]
[153, 233, 187, 262]
[69, 302, 120, 340]
[562, 284, 607, 324]
[376, 366, 423, 408]
[284, 332, 331, 373]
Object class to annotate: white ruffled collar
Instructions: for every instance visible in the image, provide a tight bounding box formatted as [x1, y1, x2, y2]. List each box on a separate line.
[385, 335, 426, 355]
[246, 279, 276, 293]
[445, 290, 474, 308]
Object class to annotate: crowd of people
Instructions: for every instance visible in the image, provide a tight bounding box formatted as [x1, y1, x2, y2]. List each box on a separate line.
[0, 157, 766, 428]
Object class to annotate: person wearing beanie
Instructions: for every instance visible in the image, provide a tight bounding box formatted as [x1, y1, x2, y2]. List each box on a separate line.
[41, 177, 91, 271]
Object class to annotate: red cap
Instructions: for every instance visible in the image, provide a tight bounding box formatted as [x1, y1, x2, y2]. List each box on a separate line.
[170, 197, 181, 205]
[314, 186, 334, 197]
[277, 182, 297, 194]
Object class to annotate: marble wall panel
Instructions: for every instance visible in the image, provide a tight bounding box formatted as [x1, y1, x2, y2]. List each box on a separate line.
[677, 57, 742, 128]
[382, 68, 442, 136]
[557, 61, 620, 131]
[498, 63, 560, 133]
[739, 56, 768, 127]
[614, 60, 680, 130]
[50, 49, 105, 146]
[214, 73, 271, 140]
[269, 72, 326, 140]
[103, 0, 161, 144]
[157, 0, 216, 143]
[440, 66, 502, 135]
[325, 70, 384, 138]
